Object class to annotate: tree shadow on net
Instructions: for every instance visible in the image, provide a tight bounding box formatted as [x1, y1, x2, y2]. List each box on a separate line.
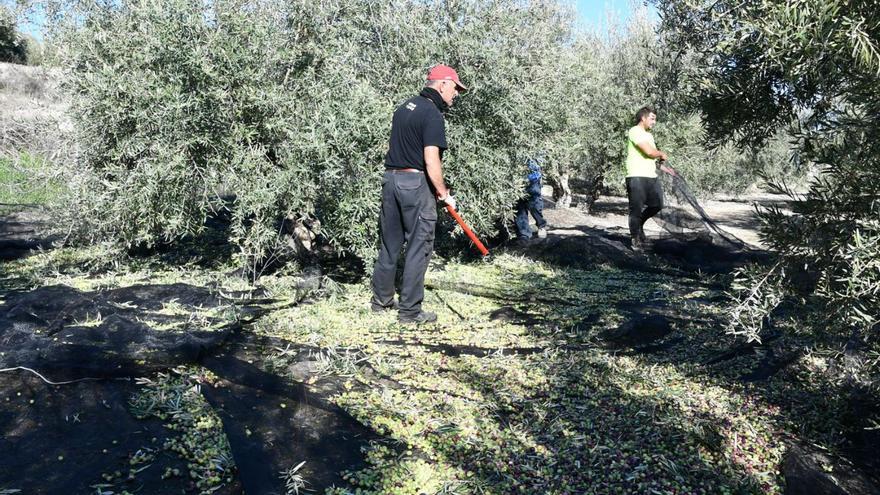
[502, 229, 879, 492]
[0, 282, 387, 494]
[337, 264, 772, 493]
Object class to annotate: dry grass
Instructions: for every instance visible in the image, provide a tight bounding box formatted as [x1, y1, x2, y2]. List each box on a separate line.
[0, 62, 70, 205]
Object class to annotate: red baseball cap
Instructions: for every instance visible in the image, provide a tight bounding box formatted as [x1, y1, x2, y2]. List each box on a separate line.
[427, 64, 467, 92]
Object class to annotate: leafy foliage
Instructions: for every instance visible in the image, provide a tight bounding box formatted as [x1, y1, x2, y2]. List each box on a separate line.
[532, 13, 662, 208]
[19, 32, 43, 66]
[51, 0, 309, 276]
[41, 0, 803, 276]
[0, 6, 26, 64]
[49, 0, 575, 273]
[549, 12, 796, 206]
[655, 0, 880, 342]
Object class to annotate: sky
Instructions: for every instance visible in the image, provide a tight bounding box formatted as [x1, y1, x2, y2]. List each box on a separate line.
[573, 0, 657, 33]
[16, 0, 657, 41]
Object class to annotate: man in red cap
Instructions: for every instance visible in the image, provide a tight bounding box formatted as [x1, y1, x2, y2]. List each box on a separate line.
[370, 64, 467, 324]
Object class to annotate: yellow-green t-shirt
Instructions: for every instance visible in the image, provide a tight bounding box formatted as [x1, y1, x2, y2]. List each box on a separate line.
[625, 125, 658, 178]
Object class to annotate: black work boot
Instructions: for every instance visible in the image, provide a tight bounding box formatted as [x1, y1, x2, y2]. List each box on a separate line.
[398, 310, 438, 325]
[371, 300, 399, 313]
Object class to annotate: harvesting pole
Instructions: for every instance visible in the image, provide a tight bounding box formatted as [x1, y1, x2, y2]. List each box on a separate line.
[444, 205, 489, 256]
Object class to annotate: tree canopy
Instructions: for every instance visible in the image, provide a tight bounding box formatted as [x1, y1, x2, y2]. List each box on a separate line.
[40, 0, 798, 277]
[655, 0, 880, 341]
[0, 6, 26, 64]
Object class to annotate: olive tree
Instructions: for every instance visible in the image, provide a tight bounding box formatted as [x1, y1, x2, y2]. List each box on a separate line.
[0, 5, 26, 64]
[655, 0, 880, 343]
[50, 0, 575, 273]
[277, 0, 575, 259]
[532, 13, 661, 210]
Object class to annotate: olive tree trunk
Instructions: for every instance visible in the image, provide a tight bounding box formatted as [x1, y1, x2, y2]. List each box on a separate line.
[550, 172, 572, 208]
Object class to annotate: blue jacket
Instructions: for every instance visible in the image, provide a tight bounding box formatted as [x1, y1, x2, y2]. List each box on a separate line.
[526, 158, 542, 196]
[527, 158, 542, 184]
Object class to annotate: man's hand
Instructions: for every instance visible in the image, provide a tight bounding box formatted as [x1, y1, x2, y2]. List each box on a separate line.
[659, 163, 677, 176]
[438, 193, 457, 211]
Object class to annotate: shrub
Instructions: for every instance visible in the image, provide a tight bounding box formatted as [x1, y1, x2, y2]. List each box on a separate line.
[21, 33, 43, 66]
[0, 6, 26, 64]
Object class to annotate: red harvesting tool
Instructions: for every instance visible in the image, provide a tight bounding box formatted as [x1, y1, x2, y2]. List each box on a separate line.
[444, 205, 489, 256]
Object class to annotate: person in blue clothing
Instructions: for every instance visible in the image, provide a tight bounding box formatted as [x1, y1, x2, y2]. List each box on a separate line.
[514, 155, 548, 242]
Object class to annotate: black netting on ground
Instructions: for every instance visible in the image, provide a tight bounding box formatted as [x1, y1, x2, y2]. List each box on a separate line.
[0, 188, 772, 493]
[0, 281, 380, 494]
[0, 373, 243, 495]
[656, 174, 754, 251]
[202, 335, 382, 494]
[510, 223, 766, 276]
[0, 284, 233, 379]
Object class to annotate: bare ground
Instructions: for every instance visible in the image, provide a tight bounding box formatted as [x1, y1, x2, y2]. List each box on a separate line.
[540, 190, 792, 249]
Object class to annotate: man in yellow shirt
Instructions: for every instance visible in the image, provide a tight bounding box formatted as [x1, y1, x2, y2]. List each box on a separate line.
[624, 106, 676, 252]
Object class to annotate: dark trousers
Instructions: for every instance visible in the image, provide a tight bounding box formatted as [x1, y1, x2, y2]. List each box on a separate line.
[514, 182, 547, 240]
[626, 176, 664, 238]
[371, 170, 437, 317]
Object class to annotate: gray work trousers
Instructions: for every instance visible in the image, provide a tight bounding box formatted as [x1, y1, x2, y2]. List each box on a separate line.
[371, 170, 437, 317]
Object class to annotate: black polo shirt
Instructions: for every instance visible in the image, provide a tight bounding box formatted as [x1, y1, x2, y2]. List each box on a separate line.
[384, 94, 447, 171]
